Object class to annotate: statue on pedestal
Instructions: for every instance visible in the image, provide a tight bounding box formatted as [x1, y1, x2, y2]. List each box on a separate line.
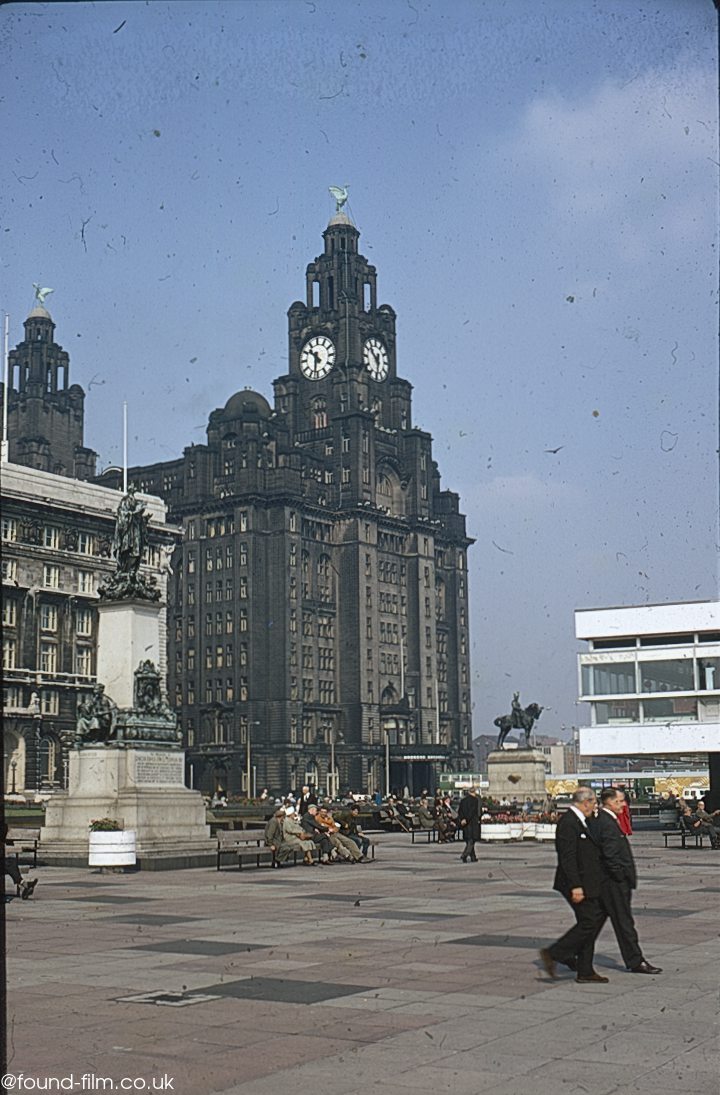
[494, 691, 544, 750]
[76, 684, 118, 744]
[99, 485, 160, 602]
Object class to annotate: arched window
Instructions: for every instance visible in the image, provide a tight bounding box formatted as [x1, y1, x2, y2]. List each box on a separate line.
[311, 398, 328, 429]
[381, 684, 398, 705]
[375, 465, 405, 517]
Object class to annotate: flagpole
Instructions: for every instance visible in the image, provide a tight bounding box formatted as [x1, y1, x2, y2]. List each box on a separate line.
[123, 401, 128, 492]
[1, 314, 9, 464]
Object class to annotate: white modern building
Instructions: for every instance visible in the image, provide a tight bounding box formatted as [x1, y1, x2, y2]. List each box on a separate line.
[575, 601, 720, 758]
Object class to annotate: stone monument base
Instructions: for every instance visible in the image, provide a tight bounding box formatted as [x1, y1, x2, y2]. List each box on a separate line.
[486, 749, 548, 800]
[41, 746, 215, 869]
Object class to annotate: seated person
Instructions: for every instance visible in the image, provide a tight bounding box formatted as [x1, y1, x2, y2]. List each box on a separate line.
[338, 804, 371, 858]
[281, 806, 317, 866]
[300, 804, 335, 863]
[436, 796, 458, 843]
[317, 807, 362, 861]
[3, 825, 38, 899]
[695, 800, 720, 830]
[264, 807, 293, 865]
[415, 797, 436, 830]
[681, 805, 720, 848]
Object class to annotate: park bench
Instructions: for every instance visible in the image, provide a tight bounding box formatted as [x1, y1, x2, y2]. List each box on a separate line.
[662, 826, 713, 849]
[411, 826, 438, 843]
[216, 831, 273, 871]
[5, 827, 40, 869]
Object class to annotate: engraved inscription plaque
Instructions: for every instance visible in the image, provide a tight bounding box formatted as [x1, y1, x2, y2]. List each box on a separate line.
[133, 752, 185, 786]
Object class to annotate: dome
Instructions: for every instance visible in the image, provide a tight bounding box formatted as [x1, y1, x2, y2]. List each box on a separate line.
[222, 389, 272, 419]
[327, 211, 355, 228]
[27, 305, 52, 321]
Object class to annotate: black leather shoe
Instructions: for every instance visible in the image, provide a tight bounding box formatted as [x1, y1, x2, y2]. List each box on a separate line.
[539, 948, 557, 979]
[631, 961, 662, 974]
[576, 972, 609, 984]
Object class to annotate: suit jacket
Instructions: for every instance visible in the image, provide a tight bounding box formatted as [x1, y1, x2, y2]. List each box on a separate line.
[591, 809, 637, 889]
[553, 808, 606, 900]
[457, 794, 480, 840]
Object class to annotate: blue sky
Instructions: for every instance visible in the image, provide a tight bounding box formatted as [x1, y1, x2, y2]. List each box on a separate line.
[2, 0, 718, 738]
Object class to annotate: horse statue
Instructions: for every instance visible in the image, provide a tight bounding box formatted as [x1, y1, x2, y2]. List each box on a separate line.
[494, 693, 544, 750]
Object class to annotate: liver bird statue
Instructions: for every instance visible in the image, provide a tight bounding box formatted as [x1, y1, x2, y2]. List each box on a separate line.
[32, 284, 54, 306]
[328, 185, 349, 213]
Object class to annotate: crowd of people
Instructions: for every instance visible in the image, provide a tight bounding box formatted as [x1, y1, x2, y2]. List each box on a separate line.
[262, 789, 371, 866]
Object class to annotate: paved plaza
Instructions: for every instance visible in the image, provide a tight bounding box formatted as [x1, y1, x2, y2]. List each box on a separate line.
[6, 831, 719, 1095]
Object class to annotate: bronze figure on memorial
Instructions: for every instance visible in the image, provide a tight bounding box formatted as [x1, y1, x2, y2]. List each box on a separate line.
[76, 684, 118, 745]
[99, 485, 160, 602]
[494, 691, 544, 750]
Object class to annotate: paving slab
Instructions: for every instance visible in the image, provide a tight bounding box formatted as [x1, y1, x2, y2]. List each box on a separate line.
[5, 830, 719, 1095]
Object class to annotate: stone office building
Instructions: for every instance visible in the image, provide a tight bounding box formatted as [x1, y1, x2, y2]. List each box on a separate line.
[107, 212, 474, 796]
[1, 461, 174, 795]
[1, 305, 174, 795]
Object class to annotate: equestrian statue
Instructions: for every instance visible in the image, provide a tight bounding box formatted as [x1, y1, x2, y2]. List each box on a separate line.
[494, 691, 544, 751]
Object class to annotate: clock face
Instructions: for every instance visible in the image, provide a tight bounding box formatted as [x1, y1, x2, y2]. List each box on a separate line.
[363, 337, 389, 381]
[300, 335, 335, 380]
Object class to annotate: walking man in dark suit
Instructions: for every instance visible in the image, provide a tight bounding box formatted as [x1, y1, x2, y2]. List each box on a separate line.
[540, 787, 609, 984]
[457, 787, 481, 862]
[592, 788, 662, 974]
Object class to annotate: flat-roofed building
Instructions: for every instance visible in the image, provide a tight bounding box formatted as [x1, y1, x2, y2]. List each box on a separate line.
[576, 600, 720, 808]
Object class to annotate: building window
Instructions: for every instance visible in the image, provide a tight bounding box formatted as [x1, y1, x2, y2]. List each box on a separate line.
[187, 553, 196, 574]
[76, 647, 92, 677]
[642, 697, 697, 722]
[3, 638, 17, 669]
[239, 610, 247, 632]
[581, 662, 636, 696]
[2, 600, 17, 627]
[303, 678, 314, 702]
[187, 584, 195, 606]
[205, 649, 214, 670]
[699, 658, 720, 690]
[1, 517, 18, 542]
[43, 564, 60, 589]
[239, 511, 248, 532]
[40, 642, 57, 674]
[43, 526, 60, 549]
[187, 648, 195, 671]
[78, 570, 94, 595]
[239, 678, 248, 701]
[226, 579, 233, 600]
[341, 467, 351, 485]
[4, 685, 22, 709]
[593, 700, 640, 725]
[2, 558, 18, 582]
[78, 532, 96, 556]
[216, 645, 224, 669]
[239, 577, 248, 599]
[639, 659, 694, 693]
[40, 604, 58, 632]
[216, 612, 223, 635]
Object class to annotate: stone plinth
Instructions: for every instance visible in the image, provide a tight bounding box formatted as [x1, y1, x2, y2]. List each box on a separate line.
[487, 749, 547, 800]
[41, 746, 215, 869]
[97, 600, 161, 709]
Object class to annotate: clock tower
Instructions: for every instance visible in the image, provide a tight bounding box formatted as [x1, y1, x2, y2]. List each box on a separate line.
[128, 205, 474, 797]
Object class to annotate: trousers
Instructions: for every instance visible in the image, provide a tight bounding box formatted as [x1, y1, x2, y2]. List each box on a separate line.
[549, 895, 606, 977]
[600, 881, 643, 969]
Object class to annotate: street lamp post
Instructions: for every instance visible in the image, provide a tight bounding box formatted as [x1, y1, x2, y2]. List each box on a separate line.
[10, 759, 17, 794]
[246, 720, 261, 799]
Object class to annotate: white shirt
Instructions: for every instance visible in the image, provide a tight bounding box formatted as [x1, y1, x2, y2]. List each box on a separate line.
[569, 804, 588, 828]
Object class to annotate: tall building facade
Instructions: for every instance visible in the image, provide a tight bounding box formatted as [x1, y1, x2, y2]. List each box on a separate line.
[111, 213, 474, 795]
[1, 304, 97, 478]
[2, 462, 174, 795]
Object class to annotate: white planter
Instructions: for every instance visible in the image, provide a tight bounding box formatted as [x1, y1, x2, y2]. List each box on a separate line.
[89, 830, 137, 867]
[521, 822, 537, 839]
[481, 824, 511, 841]
[535, 823, 557, 842]
[508, 823, 524, 841]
